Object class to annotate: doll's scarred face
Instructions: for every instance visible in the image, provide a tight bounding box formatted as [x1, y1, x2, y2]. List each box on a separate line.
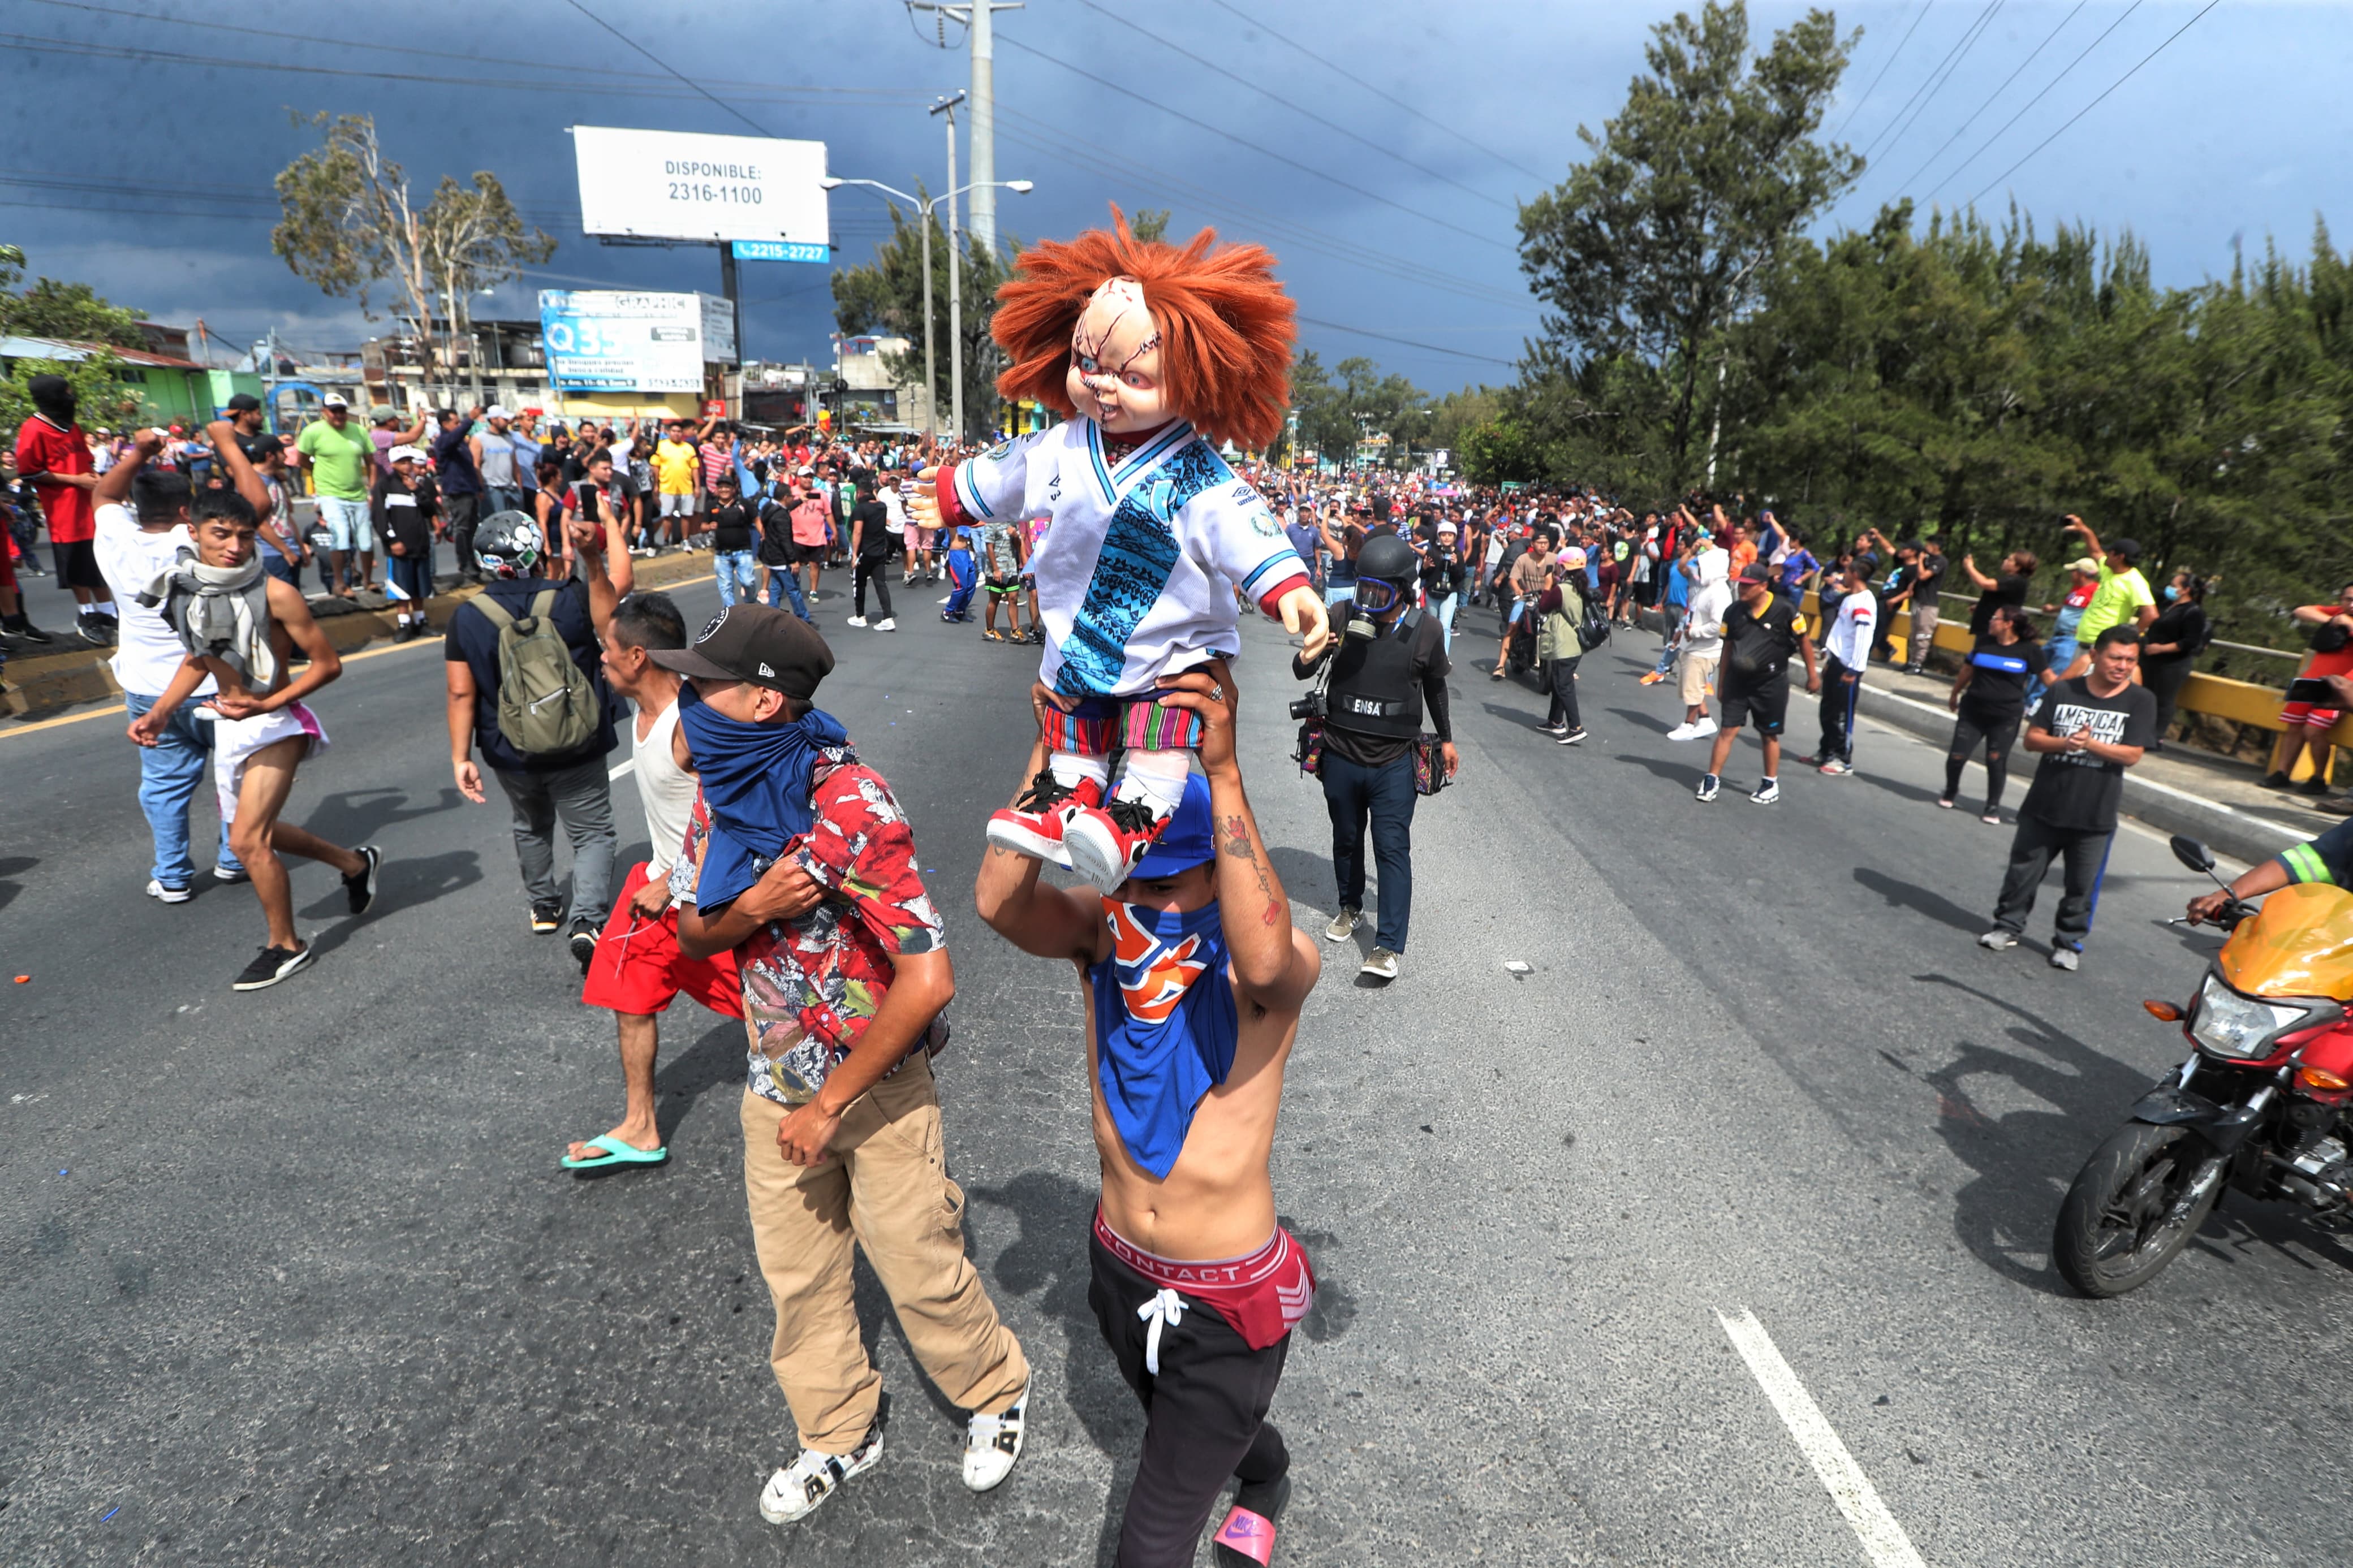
[1067, 277, 1167, 434]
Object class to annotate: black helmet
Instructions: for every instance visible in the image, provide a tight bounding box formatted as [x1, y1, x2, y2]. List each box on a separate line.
[1356, 530, 1417, 585]
[473, 510, 546, 580]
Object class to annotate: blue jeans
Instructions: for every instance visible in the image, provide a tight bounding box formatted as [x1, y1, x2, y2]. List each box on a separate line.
[261, 553, 300, 589]
[124, 692, 242, 887]
[1431, 592, 1458, 656]
[2028, 634, 2078, 710]
[486, 485, 523, 517]
[714, 549, 756, 607]
[943, 550, 978, 619]
[761, 560, 810, 619]
[1320, 748, 1418, 953]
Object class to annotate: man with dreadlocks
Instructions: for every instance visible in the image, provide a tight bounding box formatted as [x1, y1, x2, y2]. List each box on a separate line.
[915, 208, 1330, 893]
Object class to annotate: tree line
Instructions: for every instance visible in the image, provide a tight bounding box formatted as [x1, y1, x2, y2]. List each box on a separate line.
[1465, 1, 2350, 655]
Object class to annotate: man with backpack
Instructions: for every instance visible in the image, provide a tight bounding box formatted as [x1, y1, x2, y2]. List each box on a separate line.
[444, 508, 626, 970]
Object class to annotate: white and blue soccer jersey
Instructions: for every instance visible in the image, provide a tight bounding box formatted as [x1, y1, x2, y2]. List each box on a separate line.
[951, 418, 1306, 699]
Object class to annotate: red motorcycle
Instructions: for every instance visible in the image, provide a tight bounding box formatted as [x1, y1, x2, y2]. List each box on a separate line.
[2053, 835, 2353, 1297]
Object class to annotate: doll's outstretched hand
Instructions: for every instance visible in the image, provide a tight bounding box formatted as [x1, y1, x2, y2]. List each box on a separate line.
[907, 466, 942, 530]
[1278, 585, 1331, 660]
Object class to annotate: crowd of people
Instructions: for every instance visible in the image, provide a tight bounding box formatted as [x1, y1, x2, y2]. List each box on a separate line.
[24, 352, 2353, 1564]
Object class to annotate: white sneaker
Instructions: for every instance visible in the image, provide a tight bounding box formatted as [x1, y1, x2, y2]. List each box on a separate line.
[963, 1383, 1029, 1493]
[1666, 722, 1702, 741]
[1324, 907, 1360, 942]
[146, 877, 192, 904]
[758, 1426, 885, 1525]
[1751, 779, 1780, 805]
[1690, 716, 1719, 738]
[874, 617, 896, 632]
[844, 615, 869, 628]
[1978, 929, 2018, 952]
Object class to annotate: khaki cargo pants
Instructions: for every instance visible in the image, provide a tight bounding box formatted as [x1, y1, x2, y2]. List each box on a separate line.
[739, 1049, 1028, 1454]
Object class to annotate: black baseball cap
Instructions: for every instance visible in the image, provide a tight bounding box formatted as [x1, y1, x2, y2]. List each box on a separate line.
[2111, 537, 2143, 564]
[226, 392, 263, 413]
[648, 603, 834, 699]
[1737, 561, 1772, 585]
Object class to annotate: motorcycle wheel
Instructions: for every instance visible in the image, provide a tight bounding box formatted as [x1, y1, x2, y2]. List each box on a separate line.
[2052, 1122, 2223, 1298]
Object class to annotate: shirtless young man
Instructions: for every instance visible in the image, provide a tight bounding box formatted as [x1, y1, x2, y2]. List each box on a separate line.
[975, 663, 1322, 1568]
[128, 418, 378, 990]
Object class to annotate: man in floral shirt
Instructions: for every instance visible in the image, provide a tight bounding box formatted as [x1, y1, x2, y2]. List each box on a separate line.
[660, 603, 1030, 1528]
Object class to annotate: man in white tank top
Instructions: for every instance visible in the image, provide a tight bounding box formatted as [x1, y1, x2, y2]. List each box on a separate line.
[564, 586, 747, 1170]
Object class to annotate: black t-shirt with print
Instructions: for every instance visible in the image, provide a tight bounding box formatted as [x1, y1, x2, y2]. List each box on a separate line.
[1969, 572, 2030, 635]
[2018, 676, 2158, 833]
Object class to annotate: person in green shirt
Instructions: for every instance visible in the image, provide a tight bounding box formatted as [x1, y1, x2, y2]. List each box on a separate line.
[294, 396, 381, 597]
[2053, 514, 2155, 681]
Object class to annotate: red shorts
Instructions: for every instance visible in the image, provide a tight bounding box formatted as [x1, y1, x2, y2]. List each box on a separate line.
[579, 861, 744, 1018]
[2281, 701, 2343, 730]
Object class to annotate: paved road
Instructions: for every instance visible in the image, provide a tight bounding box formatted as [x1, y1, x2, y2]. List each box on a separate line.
[5, 571, 2349, 1566]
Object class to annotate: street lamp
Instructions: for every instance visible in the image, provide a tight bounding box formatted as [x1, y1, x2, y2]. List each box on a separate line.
[821, 174, 1032, 443]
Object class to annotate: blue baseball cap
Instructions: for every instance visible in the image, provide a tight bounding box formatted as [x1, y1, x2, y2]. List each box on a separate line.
[1131, 772, 1216, 878]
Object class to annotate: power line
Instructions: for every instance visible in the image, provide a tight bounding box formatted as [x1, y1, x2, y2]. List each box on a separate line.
[988, 111, 1536, 312]
[1196, 0, 1548, 185]
[1866, 0, 2005, 169]
[1294, 316, 1517, 367]
[1886, 0, 2088, 197]
[558, 0, 773, 137]
[994, 33, 1512, 253]
[1070, 0, 1513, 213]
[1924, 0, 2144, 203]
[1833, 1, 1933, 139]
[1965, 0, 2222, 206]
[0, 29, 932, 105]
[1857, 0, 2002, 165]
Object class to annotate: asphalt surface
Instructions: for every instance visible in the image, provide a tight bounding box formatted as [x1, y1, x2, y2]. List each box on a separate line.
[6, 569, 2351, 1567]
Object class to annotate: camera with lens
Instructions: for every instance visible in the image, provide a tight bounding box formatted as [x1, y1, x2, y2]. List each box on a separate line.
[1288, 690, 1326, 722]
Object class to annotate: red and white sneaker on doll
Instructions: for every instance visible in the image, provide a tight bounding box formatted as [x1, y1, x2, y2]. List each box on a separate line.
[985, 771, 1104, 868]
[1063, 796, 1174, 894]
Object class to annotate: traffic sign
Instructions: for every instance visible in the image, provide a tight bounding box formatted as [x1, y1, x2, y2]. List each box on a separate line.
[732, 240, 830, 264]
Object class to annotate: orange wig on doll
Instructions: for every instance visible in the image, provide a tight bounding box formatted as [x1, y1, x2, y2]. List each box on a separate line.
[992, 206, 1295, 453]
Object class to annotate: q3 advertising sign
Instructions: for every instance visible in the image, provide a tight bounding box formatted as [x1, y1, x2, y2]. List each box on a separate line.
[539, 291, 730, 393]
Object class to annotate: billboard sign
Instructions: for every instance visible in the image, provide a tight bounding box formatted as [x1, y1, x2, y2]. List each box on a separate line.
[538, 290, 734, 392]
[571, 126, 828, 246]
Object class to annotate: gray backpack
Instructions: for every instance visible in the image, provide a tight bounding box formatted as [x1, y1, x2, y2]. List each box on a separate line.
[472, 589, 598, 756]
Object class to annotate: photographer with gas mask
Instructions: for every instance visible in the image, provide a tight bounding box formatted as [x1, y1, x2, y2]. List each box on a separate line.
[1291, 531, 1457, 983]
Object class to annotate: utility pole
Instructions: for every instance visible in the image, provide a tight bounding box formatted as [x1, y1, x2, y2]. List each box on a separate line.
[906, 1, 1023, 257]
[924, 92, 966, 441]
[719, 243, 742, 412]
[944, 96, 964, 443]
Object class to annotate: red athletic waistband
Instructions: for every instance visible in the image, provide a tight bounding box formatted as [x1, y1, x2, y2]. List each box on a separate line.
[1093, 1209, 1316, 1351]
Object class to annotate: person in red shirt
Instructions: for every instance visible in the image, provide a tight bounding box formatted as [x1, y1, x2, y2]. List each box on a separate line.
[11, 374, 114, 643]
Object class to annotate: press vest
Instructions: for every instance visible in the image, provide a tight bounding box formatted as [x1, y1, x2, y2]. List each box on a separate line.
[1325, 608, 1428, 741]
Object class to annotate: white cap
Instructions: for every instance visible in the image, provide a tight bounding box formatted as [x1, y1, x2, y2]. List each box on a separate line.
[321, 393, 350, 409]
[485, 405, 510, 420]
[387, 444, 425, 463]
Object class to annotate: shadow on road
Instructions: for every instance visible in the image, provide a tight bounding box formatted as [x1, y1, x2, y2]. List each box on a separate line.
[1854, 865, 1988, 938]
[0, 853, 35, 914]
[970, 1167, 1144, 1567]
[304, 784, 469, 845]
[298, 848, 482, 936]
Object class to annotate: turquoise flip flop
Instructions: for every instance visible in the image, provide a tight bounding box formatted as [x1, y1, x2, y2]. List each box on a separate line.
[561, 1134, 669, 1171]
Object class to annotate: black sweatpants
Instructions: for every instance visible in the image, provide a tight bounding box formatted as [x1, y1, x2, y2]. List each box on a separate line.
[852, 553, 893, 619]
[1818, 655, 1862, 763]
[1089, 1232, 1291, 1568]
[445, 491, 481, 579]
[1945, 702, 2022, 812]
[1993, 810, 2113, 948]
[1545, 653, 1584, 732]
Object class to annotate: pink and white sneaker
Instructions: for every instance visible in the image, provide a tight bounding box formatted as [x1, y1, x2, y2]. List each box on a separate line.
[985, 772, 1103, 868]
[1063, 795, 1173, 894]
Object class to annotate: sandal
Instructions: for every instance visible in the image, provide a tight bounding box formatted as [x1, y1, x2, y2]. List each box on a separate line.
[1212, 1474, 1290, 1566]
[560, 1133, 669, 1171]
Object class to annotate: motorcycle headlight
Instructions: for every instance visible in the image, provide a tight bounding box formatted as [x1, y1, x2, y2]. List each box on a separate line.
[2190, 973, 2304, 1059]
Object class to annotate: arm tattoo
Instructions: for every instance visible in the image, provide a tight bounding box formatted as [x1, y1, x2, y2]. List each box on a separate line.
[1220, 814, 1256, 860]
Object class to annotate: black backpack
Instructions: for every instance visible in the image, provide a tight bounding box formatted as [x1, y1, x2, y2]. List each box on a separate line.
[1575, 593, 1612, 651]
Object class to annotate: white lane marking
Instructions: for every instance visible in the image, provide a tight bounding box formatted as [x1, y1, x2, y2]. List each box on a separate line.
[609, 757, 635, 781]
[1716, 1308, 1929, 1568]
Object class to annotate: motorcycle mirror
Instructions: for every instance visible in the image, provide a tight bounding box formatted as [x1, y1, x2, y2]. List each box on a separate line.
[2169, 835, 2217, 875]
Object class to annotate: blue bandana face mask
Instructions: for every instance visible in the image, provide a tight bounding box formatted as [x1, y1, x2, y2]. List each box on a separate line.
[1088, 895, 1237, 1180]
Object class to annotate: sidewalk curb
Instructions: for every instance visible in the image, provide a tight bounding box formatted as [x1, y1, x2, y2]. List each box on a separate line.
[1855, 683, 2305, 868]
[2, 552, 717, 720]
